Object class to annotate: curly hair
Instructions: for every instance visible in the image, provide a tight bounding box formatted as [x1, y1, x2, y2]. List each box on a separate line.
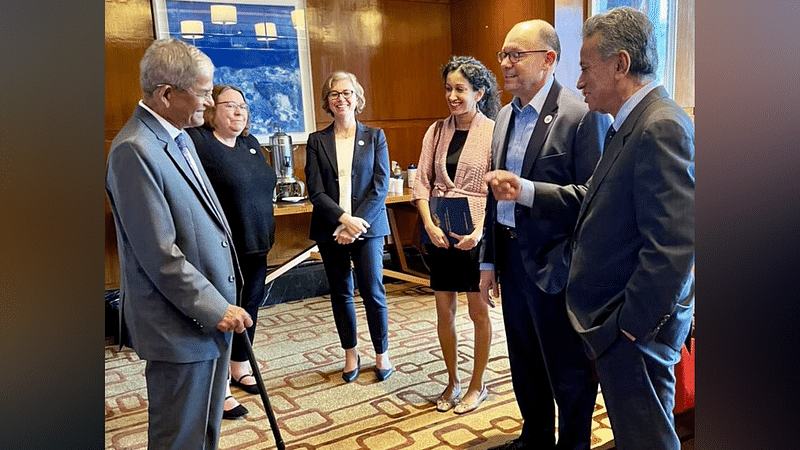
[441, 56, 500, 119]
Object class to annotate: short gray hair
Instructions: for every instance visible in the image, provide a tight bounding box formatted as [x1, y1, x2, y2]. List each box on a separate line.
[582, 7, 657, 81]
[320, 71, 366, 116]
[140, 39, 214, 96]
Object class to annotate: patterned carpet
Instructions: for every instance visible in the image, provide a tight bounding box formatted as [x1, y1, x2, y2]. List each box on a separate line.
[105, 282, 617, 449]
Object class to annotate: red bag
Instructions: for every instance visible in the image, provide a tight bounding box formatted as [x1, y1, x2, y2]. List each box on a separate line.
[673, 337, 695, 414]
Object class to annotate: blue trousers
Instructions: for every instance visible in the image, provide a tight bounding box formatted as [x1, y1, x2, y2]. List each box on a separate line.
[500, 237, 597, 449]
[318, 236, 388, 354]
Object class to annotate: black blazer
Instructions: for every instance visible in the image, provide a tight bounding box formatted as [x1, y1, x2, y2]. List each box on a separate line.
[305, 121, 390, 242]
[481, 80, 609, 294]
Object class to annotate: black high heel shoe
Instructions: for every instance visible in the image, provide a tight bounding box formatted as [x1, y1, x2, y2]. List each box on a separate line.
[375, 366, 394, 382]
[342, 355, 361, 383]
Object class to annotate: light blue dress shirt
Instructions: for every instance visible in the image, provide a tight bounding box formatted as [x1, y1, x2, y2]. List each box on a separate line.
[611, 80, 660, 134]
[497, 76, 555, 227]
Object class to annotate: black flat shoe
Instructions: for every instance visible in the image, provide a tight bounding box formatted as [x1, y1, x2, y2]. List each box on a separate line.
[342, 355, 361, 383]
[231, 373, 259, 395]
[375, 366, 394, 382]
[222, 396, 248, 420]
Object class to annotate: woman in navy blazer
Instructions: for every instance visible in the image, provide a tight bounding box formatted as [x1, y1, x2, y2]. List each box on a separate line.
[305, 71, 393, 382]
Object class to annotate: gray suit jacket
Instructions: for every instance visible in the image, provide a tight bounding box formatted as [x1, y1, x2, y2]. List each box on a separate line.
[106, 105, 241, 363]
[481, 81, 609, 294]
[566, 86, 695, 359]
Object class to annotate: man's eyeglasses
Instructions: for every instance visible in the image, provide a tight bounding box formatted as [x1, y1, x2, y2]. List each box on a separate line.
[496, 49, 550, 64]
[156, 83, 213, 100]
[327, 90, 354, 100]
[218, 101, 249, 112]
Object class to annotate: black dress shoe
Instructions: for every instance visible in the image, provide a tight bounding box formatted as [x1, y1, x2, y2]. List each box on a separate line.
[488, 438, 528, 449]
[342, 355, 360, 383]
[222, 396, 248, 420]
[231, 373, 260, 395]
[375, 366, 394, 382]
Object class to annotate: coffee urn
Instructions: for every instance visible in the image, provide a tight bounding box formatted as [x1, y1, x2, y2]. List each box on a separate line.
[267, 128, 305, 201]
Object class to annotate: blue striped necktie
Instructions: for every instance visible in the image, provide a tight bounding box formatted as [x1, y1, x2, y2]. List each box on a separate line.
[175, 132, 222, 221]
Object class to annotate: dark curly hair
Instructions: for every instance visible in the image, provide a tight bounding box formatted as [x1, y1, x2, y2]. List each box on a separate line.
[441, 56, 500, 120]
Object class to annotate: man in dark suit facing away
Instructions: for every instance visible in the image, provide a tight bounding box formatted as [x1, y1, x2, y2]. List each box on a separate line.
[106, 39, 252, 449]
[479, 19, 610, 450]
[487, 7, 695, 450]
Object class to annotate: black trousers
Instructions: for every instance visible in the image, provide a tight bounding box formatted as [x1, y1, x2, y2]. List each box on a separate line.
[230, 253, 268, 363]
[499, 236, 597, 450]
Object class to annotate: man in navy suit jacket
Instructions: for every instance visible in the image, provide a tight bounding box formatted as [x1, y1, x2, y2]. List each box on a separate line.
[106, 39, 252, 449]
[487, 8, 694, 450]
[479, 20, 609, 450]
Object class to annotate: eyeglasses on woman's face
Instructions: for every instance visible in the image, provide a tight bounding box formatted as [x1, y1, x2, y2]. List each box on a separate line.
[327, 89, 354, 100]
[218, 101, 249, 112]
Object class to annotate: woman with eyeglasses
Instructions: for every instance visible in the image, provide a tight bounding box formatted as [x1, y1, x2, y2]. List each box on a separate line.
[186, 84, 277, 419]
[412, 56, 500, 414]
[305, 71, 393, 383]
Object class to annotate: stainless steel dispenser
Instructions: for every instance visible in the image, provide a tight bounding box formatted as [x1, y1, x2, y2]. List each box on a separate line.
[266, 127, 305, 201]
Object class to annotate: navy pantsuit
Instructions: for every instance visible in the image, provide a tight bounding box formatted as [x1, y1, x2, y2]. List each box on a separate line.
[305, 121, 390, 353]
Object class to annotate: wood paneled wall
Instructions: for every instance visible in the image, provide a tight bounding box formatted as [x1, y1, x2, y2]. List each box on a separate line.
[450, 0, 555, 106]
[307, 0, 453, 169]
[104, 0, 556, 289]
[105, 0, 156, 289]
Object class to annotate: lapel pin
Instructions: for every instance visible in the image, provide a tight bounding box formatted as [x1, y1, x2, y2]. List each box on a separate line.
[544, 114, 553, 124]
[358, 139, 365, 146]
[249, 148, 257, 154]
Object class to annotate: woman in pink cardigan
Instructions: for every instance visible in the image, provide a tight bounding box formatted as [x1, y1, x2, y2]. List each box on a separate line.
[412, 55, 500, 414]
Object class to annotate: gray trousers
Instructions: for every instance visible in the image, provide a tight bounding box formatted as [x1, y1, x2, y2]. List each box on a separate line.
[144, 345, 231, 450]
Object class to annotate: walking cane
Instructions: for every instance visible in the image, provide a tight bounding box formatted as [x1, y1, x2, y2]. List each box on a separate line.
[239, 330, 285, 450]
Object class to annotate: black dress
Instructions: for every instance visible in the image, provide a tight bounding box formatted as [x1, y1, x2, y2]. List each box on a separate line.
[187, 125, 277, 362]
[425, 129, 481, 293]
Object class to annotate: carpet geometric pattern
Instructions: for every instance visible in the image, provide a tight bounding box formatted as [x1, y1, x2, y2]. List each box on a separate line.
[105, 282, 615, 449]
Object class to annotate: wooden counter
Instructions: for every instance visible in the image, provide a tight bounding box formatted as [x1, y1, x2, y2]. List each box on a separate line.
[268, 188, 429, 286]
[273, 188, 413, 216]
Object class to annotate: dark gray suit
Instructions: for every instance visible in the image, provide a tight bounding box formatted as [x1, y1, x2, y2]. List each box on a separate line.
[481, 81, 609, 449]
[566, 86, 694, 449]
[106, 105, 241, 449]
